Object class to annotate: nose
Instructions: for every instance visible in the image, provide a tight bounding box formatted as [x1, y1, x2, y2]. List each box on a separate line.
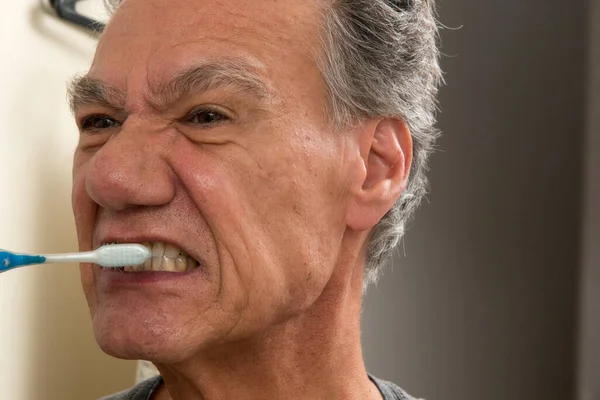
[85, 125, 175, 210]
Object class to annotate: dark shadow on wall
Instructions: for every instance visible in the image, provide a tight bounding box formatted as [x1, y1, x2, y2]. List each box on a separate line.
[361, 0, 587, 399]
[575, 1, 600, 399]
[29, 1, 99, 60]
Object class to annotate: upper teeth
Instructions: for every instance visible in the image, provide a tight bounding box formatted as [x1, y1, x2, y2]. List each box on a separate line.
[101, 242, 198, 272]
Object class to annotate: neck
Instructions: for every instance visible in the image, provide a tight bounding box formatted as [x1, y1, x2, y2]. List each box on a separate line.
[153, 246, 381, 400]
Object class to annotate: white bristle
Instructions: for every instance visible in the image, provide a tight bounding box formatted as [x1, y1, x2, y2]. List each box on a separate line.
[95, 244, 151, 268]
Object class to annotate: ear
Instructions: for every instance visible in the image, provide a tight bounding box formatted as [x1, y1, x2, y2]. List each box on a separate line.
[345, 118, 412, 231]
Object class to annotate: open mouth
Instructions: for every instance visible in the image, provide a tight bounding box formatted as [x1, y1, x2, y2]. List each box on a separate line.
[101, 242, 199, 272]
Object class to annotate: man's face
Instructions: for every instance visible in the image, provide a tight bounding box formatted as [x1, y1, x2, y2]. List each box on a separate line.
[71, 0, 358, 360]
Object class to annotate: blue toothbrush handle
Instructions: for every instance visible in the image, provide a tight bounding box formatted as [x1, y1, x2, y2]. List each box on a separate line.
[0, 251, 46, 273]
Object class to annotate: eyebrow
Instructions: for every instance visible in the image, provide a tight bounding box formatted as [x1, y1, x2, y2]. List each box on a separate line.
[151, 60, 271, 109]
[68, 75, 126, 113]
[68, 59, 271, 113]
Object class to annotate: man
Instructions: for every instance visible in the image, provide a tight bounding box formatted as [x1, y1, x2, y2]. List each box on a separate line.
[69, 0, 441, 398]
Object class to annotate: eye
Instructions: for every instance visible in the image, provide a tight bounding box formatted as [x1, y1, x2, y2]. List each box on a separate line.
[80, 115, 120, 131]
[185, 108, 229, 126]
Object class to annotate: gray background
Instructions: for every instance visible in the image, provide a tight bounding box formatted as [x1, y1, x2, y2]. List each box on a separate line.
[361, 0, 591, 399]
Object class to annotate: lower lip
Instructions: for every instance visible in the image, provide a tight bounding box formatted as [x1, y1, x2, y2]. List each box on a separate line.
[95, 265, 204, 288]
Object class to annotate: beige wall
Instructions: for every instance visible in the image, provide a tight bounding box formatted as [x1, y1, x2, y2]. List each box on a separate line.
[0, 2, 135, 399]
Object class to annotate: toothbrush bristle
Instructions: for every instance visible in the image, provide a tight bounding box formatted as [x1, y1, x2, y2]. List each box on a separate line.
[96, 244, 151, 268]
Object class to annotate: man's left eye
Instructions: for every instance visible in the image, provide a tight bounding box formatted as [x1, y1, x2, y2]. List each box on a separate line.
[186, 109, 228, 125]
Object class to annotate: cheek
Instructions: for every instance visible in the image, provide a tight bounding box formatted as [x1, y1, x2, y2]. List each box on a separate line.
[71, 163, 96, 244]
[263, 139, 347, 287]
[170, 129, 345, 318]
[234, 138, 345, 297]
[79, 264, 97, 308]
[72, 159, 98, 307]
[259, 137, 344, 239]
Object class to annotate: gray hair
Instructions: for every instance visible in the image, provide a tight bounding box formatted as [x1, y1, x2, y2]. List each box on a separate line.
[103, 0, 442, 289]
[318, 0, 441, 288]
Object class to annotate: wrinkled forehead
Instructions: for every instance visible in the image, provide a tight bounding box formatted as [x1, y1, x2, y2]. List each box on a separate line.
[91, 0, 326, 88]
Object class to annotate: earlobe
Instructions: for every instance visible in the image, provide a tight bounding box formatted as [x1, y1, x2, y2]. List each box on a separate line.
[346, 119, 412, 231]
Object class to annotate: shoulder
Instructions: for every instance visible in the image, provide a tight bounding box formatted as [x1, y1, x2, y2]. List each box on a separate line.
[100, 374, 419, 400]
[369, 374, 424, 400]
[99, 376, 163, 400]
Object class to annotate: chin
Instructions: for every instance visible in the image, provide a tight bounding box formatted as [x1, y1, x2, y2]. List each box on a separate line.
[91, 302, 198, 364]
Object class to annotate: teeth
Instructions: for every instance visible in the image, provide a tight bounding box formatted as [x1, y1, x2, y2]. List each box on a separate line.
[143, 256, 152, 270]
[101, 241, 198, 273]
[165, 243, 179, 258]
[152, 242, 165, 270]
[163, 257, 176, 272]
[175, 255, 187, 272]
[133, 263, 145, 272]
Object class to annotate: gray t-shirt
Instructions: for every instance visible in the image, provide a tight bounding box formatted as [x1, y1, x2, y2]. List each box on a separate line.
[100, 374, 420, 400]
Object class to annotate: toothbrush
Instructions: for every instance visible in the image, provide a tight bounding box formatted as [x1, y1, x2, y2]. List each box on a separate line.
[0, 244, 151, 274]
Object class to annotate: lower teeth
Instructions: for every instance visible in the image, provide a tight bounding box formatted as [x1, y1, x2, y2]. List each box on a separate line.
[110, 259, 198, 273]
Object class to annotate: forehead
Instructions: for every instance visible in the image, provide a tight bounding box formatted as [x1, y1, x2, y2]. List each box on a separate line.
[91, 0, 325, 89]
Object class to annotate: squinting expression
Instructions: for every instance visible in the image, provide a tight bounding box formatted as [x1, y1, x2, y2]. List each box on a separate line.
[71, 0, 357, 361]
